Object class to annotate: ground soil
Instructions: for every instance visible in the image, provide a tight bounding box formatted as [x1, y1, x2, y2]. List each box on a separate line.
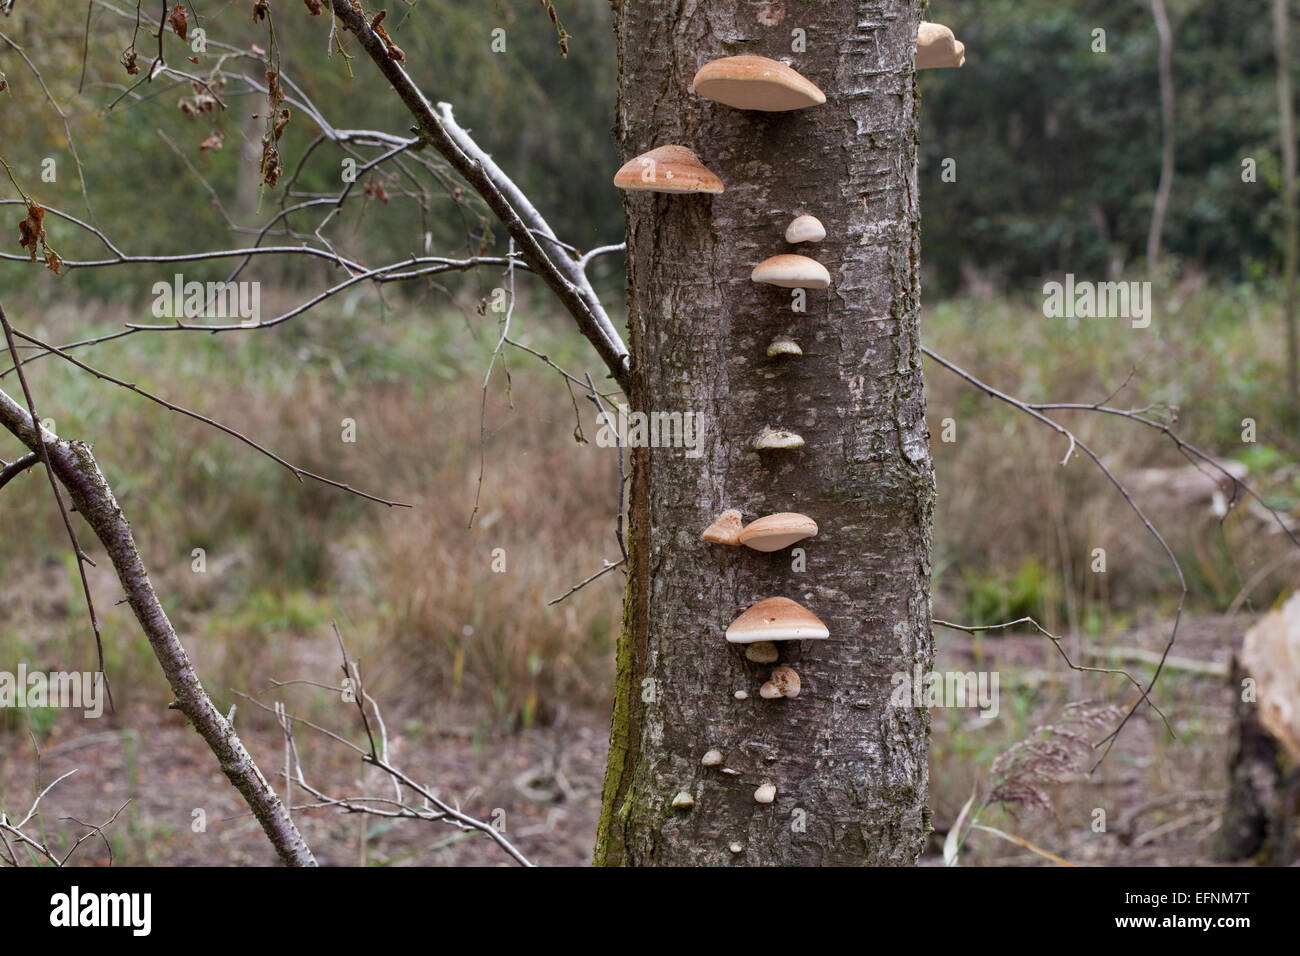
[0, 612, 1271, 867]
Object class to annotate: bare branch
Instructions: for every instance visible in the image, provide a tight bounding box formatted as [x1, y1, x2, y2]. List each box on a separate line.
[0, 385, 317, 866]
[923, 345, 1186, 767]
[0, 302, 112, 711]
[244, 628, 534, 866]
[1028, 399, 1300, 548]
[0, 450, 38, 490]
[325, 0, 630, 389]
[931, 617, 1173, 734]
[0, 764, 131, 867]
[549, 558, 627, 606]
[11, 326, 410, 508]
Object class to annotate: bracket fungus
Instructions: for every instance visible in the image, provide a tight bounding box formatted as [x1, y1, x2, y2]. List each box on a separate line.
[701, 749, 724, 767]
[916, 22, 966, 70]
[671, 790, 695, 809]
[754, 783, 777, 804]
[726, 596, 829, 644]
[767, 334, 803, 358]
[752, 254, 831, 289]
[744, 640, 780, 664]
[759, 665, 801, 699]
[738, 512, 818, 552]
[613, 145, 724, 195]
[784, 215, 826, 244]
[692, 55, 825, 111]
[753, 426, 805, 451]
[701, 508, 746, 546]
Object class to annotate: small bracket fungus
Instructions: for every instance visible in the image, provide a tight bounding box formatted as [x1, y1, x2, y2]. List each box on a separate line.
[767, 334, 803, 358]
[701, 508, 746, 546]
[671, 790, 695, 810]
[726, 596, 829, 643]
[759, 665, 801, 699]
[701, 749, 724, 767]
[738, 512, 818, 552]
[744, 640, 780, 664]
[753, 426, 805, 451]
[692, 55, 825, 111]
[754, 783, 777, 804]
[784, 215, 826, 244]
[751, 254, 831, 289]
[613, 145, 724, 195]
[916, 22, 966, 70]
[733, 690, 749, 700]
[729, 842, 744, 854]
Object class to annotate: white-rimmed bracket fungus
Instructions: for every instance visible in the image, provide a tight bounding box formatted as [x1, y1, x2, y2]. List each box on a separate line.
[671, 790, 695, 809]
[613, 145, 725, 194]
[726, 597, 829, 643]
[759, 665, 801, 699]
[752, 254, 831, 289]
[767, 334, 802, 358]
[692, 56, 826, 111]
[784, 215, 826, 243]
[744, 640, 780, 664]
[916, 22, 966, 70]
[754, 783, 777, 804]
[701, 749, 724, 767]
[753, 426, 805, 451]
[701, 508, 746, 546]
[738, 513, 818, 552]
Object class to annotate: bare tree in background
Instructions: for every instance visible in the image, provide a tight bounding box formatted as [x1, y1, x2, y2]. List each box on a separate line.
[1277, 0, 1298, 410]
[1146, 0, 1175, 269]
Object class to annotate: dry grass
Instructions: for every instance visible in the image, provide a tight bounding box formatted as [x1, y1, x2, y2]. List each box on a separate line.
[1, 284, 1296, 867]
[924, 287, 1300, 632]
[0, 291, 623, 732]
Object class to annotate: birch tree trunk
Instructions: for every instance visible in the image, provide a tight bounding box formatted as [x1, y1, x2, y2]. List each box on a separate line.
[597, 0, 934, 866]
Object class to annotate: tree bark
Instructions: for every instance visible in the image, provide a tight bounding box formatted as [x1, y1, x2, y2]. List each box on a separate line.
[1213, 657, 1279, 861]
[597, 0, 934, 865]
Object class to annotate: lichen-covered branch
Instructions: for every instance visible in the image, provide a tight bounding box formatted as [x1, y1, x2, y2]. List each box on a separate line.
[327, 0, 631, 391]
[0, 385, 317, 867]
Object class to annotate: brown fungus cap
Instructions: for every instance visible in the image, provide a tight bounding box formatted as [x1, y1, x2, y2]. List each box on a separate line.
[917, 22, 966, 70]
[738, 513, 818, 553]
[701, 508, 746, 546]
[692, 56, 826, 111]
[752, 254, 831, 289]
[725, 597, 829, 644]
[753, 426, 805, 451]
[767, 334, 803, 358]
[613, 145, 724, 194]
[785, 215, 826, 243]
[760, 665, 801, 699]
